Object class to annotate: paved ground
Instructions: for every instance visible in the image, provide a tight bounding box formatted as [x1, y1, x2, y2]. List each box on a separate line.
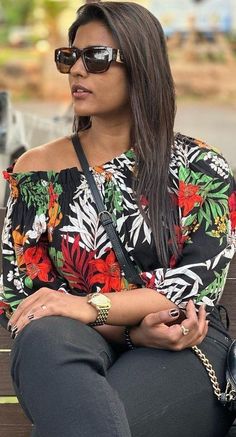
[175, 102, 236, 170]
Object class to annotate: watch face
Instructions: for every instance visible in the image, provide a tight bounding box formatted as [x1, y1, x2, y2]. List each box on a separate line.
[89, 293, 111, 309]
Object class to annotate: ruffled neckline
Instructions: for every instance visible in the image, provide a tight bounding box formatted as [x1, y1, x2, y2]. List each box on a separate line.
[3, 148, 135, 180]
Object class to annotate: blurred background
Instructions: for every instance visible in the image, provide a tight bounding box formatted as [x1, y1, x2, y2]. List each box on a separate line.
[0, 0, 236, 206]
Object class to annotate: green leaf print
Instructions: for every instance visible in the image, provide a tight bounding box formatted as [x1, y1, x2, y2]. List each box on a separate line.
[125, 149, 135, 159]
[16, 172, 63, 215]
[198, 207, 210, 230]
[53, 182, 63, 197]
[20, 181, 49, 215]
[2, 289, 15, 298]
[49, 247, 64, 269]
[195, 270, 227, 303]
[25, 276, 33, 289]
[207, 192, 228, 200]
[179, 165, 230, 237]
[105, 181, 123, 214]
[4, 256, 16, 263]
[182, 213, 197, 228]
[11, 299, 24, 310]
[3, 290, 24, 309]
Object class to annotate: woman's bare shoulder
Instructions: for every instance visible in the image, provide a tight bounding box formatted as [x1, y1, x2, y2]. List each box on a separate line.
[13, 137, 72, 173]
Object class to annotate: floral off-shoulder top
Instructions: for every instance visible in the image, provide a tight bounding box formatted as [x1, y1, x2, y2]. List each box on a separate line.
[0, 134, 236, 317]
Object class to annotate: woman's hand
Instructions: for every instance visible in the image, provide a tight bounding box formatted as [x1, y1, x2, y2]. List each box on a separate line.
[130, 300, 208, 351]
[7, 288, 97, 337]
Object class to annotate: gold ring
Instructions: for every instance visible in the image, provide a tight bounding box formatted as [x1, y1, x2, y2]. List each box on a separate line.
[180, 325, 190, 336]
[41, 305, 47, 310]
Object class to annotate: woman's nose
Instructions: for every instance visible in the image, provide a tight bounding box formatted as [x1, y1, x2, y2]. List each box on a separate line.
[70, 56, 88, 76]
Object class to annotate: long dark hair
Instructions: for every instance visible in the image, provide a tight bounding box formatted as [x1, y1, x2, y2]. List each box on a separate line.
[69, 1, 178, 267]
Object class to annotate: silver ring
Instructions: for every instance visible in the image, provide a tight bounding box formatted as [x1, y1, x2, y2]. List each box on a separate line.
[180, 325, 190, 336]
[41, 304, 47, 310]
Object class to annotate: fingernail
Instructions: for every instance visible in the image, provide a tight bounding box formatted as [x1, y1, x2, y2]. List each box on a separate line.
[28, 314, 34, 320]
[7, 324, 12, 332]
[169, 309, 180, 317]
[11, 329, 18, 339]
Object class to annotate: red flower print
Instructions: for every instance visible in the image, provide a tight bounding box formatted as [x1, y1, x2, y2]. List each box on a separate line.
[3, 170, 10, 181]
[47, 202, 63, 242]
[168, 226, 189, 267]
[61, 234, 95, 292]
[3, 171, 19, 198]
[13, 227, 27, 267]
[48, 183, 58, 209]
[0, 301, 11, 316]
[140, 195, 149, 207]
[178, 181, 203, 216]
[93, 166, 112, 181]
[89, 249, 121, 292]
[229, 192, 236, 230]
[24, 245, 53, 282]
[140, 272, 156, 290]
[194, 138, 212, 150]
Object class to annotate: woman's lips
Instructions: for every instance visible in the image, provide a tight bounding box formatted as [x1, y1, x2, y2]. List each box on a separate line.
[71, 84, 92, 99]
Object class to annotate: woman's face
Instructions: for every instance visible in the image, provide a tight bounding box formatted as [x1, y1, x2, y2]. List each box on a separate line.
[69, 21, 130, 120]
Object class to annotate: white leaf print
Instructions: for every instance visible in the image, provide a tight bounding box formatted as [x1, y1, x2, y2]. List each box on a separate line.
[61, 200, 109, 255]
[2, 196, 15, 247]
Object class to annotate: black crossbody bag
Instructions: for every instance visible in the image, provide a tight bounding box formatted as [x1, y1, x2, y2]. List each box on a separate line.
[71, 133, 236, 413]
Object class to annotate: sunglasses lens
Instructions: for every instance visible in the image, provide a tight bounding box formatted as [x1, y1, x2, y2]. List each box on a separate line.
[84, 48, 109, 73]
[55, 48, 77, 73]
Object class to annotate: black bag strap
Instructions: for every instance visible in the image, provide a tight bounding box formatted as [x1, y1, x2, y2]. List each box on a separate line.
[71, 133, 143, 286]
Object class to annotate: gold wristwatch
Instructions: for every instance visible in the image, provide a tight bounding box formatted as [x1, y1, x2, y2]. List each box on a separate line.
[87, 293, 112, 326]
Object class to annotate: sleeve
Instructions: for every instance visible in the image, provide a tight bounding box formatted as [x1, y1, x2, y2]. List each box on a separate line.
[140, 140, 236, 311]
[0, 167, 70, 317]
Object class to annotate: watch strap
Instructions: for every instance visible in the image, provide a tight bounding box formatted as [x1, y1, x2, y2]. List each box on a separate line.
[89, 308, 110, 326]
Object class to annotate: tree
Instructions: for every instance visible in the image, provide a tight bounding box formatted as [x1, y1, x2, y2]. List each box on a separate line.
[1, 0, 36, 27]
[38, 0, 68, 44]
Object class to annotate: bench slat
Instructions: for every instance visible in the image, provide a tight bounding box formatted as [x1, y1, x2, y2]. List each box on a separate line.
[0, 326, 13, 349]
[0, 404, 31, 435]
[0, 352, 15, 396]
[220, 278, 236, 339]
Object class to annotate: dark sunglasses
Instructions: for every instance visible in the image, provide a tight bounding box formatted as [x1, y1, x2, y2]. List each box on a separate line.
[54, 46, 124, 74]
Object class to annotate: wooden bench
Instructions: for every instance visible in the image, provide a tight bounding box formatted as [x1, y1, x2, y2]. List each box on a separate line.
[0, 207, 235, 436]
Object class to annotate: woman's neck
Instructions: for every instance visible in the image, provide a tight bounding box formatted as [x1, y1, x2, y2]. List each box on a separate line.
[80, 113, 132, 166]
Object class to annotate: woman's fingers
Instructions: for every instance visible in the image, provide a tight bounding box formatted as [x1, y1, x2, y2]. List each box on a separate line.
[180, 301, 207, 338]
[138, 301, 209, 350]
[142, 308, 180, 327]
[7, 288, 57, 335]
[9, 303, 51, 338]
[7, 288, 47, 329]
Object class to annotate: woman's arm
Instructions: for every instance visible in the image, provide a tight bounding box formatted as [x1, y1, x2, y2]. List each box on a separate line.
[7, 286, 207, 351]
[7, 286, 177, 332]
[95, 300, 208, 350]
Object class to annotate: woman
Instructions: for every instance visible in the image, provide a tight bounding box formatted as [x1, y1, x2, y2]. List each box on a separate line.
[0, 2, 235, 436]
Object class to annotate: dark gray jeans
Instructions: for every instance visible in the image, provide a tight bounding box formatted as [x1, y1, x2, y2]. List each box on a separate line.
[10, 314, 235, 437]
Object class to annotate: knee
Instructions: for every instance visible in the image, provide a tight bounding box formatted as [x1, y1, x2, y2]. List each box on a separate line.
[11, 316, 85, 365]
[11, 316, 112, 377]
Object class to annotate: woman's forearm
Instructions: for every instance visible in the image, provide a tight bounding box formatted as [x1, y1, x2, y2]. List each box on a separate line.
[102, 288, 177, 325]
[79, 288, 178, 326]
[95, 325, 126, 344]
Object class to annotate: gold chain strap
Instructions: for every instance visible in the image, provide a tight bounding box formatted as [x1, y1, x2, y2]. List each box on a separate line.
[192, 345, 236, 403]
[192, 345, 222, 399]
